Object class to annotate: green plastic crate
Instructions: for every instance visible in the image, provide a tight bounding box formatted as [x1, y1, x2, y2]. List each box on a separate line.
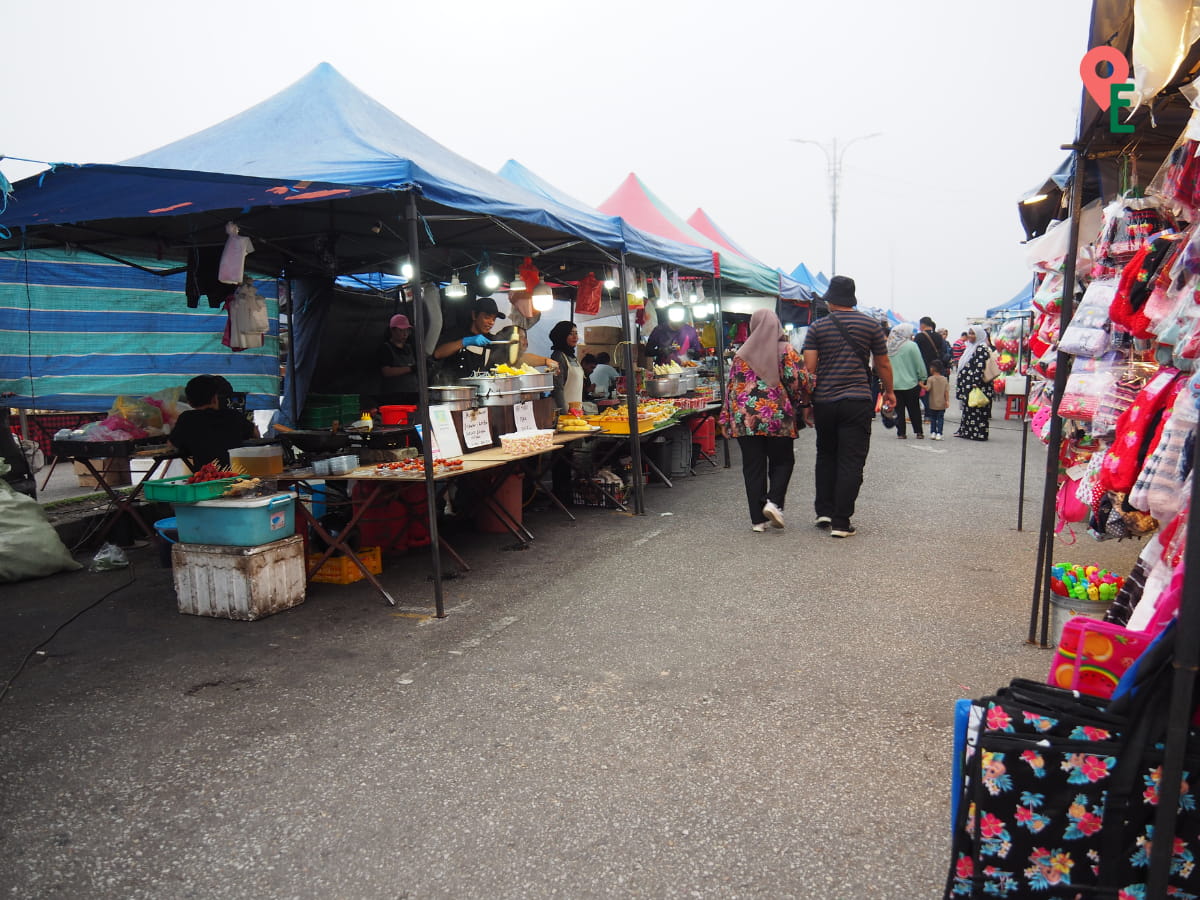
[143, 475, 243, 503]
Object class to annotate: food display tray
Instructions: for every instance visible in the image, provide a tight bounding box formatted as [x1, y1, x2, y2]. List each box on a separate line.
[143, 475, 243, 502]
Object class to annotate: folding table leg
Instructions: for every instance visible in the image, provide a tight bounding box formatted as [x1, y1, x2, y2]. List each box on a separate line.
[301, 484, 397, 606]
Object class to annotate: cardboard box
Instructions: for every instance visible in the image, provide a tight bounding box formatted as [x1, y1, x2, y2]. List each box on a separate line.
[73, 458, 131, 488]
[584, 325, 624, 345]
[578, 343, 617, 364]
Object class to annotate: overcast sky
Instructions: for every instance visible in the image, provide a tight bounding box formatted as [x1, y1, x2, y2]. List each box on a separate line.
[3, 0, 1094, 333]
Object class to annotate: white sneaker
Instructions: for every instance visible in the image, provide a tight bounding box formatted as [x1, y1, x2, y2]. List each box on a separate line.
[762, 501, 785, 529]
[751, 522, 768, 533]
[813, 516, 832, 529]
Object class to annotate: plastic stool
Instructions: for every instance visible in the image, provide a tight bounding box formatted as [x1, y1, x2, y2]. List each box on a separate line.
[1004, 395, 1026, 420]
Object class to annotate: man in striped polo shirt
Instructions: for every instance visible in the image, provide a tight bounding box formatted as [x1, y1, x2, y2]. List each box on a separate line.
[802, 276, 895, 538]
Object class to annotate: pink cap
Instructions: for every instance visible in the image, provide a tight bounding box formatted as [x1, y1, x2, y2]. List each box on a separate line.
[389, 314, 412, 330]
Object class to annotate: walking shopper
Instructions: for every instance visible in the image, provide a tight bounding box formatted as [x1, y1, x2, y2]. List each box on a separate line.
[802, 276, 895, 538]
[922, 359, 951, 439]
[886, 323, 926, 439]
[720, 309, 811, 533]
[951, 331, 969, 370]
[955, 325, 997, 441]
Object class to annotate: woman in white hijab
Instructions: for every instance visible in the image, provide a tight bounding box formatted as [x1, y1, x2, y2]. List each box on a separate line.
[718, 309, 813, 532]
[954, 325, 995, 440]
[885, 322, 928, 439]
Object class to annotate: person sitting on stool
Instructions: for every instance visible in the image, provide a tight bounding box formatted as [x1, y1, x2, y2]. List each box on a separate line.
[169, 375, 256, 469]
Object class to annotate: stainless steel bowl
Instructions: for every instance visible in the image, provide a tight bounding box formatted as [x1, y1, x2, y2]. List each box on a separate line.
[431, 399, 475, 412]
[429, 385, 476, 402]
[645, 375, 681, 398]
[516, 370, 554, 392]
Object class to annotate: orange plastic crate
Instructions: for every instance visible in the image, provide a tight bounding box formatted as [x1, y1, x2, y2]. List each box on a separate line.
[307, 546, 383, 584]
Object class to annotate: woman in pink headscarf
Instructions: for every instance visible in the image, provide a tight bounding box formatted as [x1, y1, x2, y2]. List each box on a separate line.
[719, 309, 813, 532]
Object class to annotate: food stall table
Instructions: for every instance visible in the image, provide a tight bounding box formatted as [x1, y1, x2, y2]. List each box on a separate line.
[50, 438, 173, 545]
[280, 455, 509, 606]
[465, 431, 598, 522]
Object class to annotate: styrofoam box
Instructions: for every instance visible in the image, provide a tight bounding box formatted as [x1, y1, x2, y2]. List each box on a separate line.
[172, 535, 306, 620]
[174, 492, 296, 546]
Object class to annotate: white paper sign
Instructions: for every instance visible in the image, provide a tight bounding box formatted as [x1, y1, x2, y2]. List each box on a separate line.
[461, 408, 493, 449]
[513, 401, 537, 432]
[427, 405, 463, 459]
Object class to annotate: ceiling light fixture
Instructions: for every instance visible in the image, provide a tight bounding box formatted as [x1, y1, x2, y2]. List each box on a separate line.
[445, 273, 468, 299]
[481, 268, 500, 291]
[531, 283, 555, 312]
[667, 306, 686, 324]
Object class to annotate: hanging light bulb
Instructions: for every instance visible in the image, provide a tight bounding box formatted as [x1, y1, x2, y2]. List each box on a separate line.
[667, 306, 686, 323]
[482, 268, 500, 291]
[531, 283, 554, 312]
[603, 278, 616, 290]
[445, 273, 468, 299]
[509, 274, 526, 292]
[400, 261, 414, 280]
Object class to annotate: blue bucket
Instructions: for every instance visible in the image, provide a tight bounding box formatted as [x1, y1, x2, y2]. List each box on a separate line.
[154, 516, 178, 567]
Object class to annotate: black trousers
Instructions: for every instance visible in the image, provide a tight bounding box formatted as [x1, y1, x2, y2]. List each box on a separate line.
[736, 435, 795, 525]
[894, 386, 924, 437]
[812, 398, 874, 531]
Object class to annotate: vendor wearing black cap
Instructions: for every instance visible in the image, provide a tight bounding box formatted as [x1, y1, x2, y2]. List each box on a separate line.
[169, 374, 256, 470]
[375, 313, 420, 407]
[433, 296, 507, 382]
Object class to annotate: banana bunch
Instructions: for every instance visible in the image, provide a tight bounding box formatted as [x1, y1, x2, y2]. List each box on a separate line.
[653, 361, 684, 375]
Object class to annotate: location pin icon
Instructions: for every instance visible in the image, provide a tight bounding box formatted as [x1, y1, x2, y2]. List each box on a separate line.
[1080, 46, 1131, 110]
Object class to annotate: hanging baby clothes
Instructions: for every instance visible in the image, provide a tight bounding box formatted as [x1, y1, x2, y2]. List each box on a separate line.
[218, 222, 255, 284]
[222, 281, 269, 351]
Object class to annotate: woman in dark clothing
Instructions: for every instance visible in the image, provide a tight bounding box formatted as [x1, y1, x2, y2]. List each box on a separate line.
[549, 321, 585, 412]
[954, 325, 995, 441]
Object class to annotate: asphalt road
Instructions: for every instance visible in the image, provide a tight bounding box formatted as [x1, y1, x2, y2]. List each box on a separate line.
[0, 411, 1143, 899]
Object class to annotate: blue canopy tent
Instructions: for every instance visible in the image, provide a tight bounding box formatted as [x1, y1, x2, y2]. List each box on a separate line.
[986, 282, 1035, 318]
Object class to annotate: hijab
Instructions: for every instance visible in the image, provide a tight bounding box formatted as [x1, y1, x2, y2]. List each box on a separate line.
[958, 325, 990, 371]
[735, 309, 789, 387]
[886, 322, 916, 356]
[549, 320, 577, 358]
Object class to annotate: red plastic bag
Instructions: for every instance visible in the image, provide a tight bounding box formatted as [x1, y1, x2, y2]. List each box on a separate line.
[575, 273, 601, 316]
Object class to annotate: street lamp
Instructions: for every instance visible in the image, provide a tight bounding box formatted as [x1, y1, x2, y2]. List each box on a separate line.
[791, 133, 881, 276]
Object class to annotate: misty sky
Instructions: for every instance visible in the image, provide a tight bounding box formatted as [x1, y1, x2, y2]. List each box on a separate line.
[3, 0, 1096, 333]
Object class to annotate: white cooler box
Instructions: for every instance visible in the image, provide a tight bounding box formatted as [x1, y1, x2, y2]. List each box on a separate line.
[172, 535, 306, 620]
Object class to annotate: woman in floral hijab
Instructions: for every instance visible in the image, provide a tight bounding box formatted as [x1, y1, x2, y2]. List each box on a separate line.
[719, 309, 813, 532]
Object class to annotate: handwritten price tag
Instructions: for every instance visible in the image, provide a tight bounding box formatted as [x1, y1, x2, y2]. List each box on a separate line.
[513, 401, 537, 432]
[462, 408, 493, 449]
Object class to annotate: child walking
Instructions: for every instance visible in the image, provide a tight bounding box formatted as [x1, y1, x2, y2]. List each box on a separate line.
[922, 360, 951, 440]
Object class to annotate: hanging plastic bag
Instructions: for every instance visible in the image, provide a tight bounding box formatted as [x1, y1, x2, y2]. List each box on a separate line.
[967, 387, 989, 408]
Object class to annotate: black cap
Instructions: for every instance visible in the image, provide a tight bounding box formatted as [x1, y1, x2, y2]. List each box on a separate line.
[472, 296, 506, 318]
[823, 275, 857, 307]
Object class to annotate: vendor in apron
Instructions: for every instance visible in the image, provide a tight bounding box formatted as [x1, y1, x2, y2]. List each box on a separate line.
[433, 296, 507, 382]
[549, 320, 584, 411]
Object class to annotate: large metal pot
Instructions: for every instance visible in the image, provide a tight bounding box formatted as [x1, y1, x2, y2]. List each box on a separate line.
[428, 385, 476, 403]
[645, 375, 681, 398]
[431, 399, 475, 412]
[460, 374, 522, 397]
[516, 369, 554, 392]
[480, 390, 523, 407]
[678, 372, 698, 392]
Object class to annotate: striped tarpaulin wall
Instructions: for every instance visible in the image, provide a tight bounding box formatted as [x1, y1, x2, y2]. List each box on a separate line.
[0, 248, 280, 412]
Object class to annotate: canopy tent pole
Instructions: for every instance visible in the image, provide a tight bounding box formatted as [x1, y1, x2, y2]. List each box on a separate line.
[406, 192, 445, 617]
[286, 278, 298, 426]
[617, 255, 645, 515]
[1027, 148, 1083, 647]
[1016, 306, 1032, 532]
[713, 274, 730, 468]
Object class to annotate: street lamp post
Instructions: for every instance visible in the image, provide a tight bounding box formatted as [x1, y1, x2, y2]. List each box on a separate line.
[791, 133, 880, 276]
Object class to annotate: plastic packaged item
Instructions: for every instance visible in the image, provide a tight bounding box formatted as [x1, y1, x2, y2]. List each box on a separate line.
[1058, 280, 1117, 357]
[1059, 363, 1120, 422]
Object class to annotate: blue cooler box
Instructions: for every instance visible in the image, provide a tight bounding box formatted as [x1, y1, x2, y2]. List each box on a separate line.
[174, 492, 296, 546]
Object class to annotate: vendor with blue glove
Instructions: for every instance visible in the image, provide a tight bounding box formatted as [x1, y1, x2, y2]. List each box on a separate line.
[433, 296, 507, 382]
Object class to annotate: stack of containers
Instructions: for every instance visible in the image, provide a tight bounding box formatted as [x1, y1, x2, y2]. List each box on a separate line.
[145, 475, 305, 620]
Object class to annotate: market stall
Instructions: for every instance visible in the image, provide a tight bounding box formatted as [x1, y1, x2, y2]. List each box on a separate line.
[944, 3, 1200, 896]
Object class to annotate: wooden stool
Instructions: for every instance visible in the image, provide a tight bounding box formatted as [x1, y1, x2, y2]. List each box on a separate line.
[1004, 395, 1026, 420]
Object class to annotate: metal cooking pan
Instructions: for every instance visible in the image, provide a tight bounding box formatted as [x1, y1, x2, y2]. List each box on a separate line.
[429, 385, 476, 402]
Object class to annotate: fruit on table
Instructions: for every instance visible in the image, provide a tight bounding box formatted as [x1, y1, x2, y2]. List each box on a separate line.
[185, 461, 238, 483]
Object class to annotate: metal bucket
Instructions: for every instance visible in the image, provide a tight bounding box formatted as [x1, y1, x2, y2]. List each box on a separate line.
[678, 372, 698, 392]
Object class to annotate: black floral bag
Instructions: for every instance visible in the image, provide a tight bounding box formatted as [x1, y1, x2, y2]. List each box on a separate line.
[945, 633, 1200, 899]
